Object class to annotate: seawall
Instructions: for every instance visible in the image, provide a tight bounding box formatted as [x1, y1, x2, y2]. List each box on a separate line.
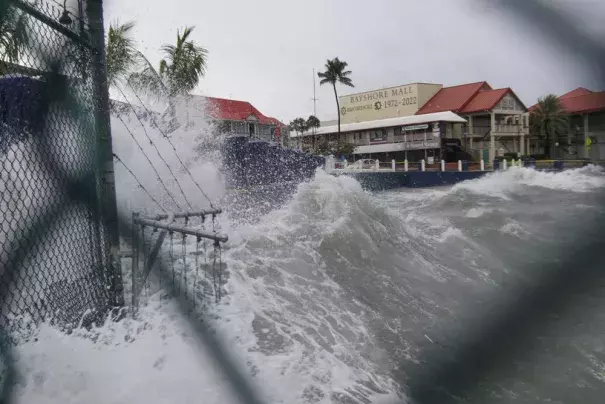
[333, 171, 488, 191]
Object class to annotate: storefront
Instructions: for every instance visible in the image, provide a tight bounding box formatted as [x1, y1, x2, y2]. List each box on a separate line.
[292, 111, 467, 162]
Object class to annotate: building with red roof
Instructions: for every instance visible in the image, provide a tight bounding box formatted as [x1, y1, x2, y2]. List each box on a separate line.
[528, 88, 605, 160]
[174, 95, 283, 142]
[416, 81, 530, 162]
[294, 80, 531, 163]
[204, 96, 283, 141]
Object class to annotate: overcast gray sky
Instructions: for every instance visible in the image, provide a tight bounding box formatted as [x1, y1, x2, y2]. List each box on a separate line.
[103, 0, 604, 123]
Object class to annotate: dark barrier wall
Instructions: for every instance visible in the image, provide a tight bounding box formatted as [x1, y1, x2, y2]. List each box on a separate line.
[222, 137, 324, 189]
[344, 171, 488, 191]
[0, 76, 46, 154]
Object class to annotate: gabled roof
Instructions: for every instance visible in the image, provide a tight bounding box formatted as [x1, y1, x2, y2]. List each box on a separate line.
[558, 91, 605, 114]
[416, 81, 491, 115]
[204, 96, 279, 125]
[559, 87, 593, 99]
[459, 88, 511, 113]
[528, 88, 605, 115]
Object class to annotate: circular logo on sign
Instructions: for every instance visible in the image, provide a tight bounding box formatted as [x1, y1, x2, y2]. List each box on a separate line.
[340, 107, 347, 116]
[374, 101, 382, 110]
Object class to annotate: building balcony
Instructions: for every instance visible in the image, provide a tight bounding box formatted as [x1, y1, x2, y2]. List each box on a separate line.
[466, 124, 529, 138]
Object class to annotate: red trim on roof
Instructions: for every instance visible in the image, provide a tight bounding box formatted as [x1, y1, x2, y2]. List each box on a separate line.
[204, 96, 279, 125]
[558, 91, 605, 114]
[416, 81, 492, 115]
[528, 88, 605, 114]
[559, 87, 593, 99]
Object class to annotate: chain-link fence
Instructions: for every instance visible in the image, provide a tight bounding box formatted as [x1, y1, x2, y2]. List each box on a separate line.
[1, 0, 605, 404]
[0, 0, 123, 391]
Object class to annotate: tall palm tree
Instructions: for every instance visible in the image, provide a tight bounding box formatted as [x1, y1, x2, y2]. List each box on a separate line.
[0, 3, 29, 74]
[106, 20, 166, 97]
[317, 58, 354, 139]
[530, 94, 569, 158]
[158, 26, 208, 97]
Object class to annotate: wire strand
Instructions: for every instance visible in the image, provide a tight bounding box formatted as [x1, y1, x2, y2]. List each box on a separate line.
[113, 153, 166, 212]
[115, 86, 194, 210]
[127, 90, 216, 208]
[115, 114, 183, 211]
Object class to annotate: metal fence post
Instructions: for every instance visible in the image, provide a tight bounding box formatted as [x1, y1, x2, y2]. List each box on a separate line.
[87, 0, 124, 308]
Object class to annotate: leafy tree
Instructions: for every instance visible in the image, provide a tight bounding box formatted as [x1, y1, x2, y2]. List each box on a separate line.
[306, 115, 320, 133]
[289, 117, 308, 136]
[158, 26, 208, 97]
[0, 3, 29, 74]
[336, 142, 356, 156]
[530, 94, 569, 158]
[317, 58, 354, 138]
[315, 140, 356, 156]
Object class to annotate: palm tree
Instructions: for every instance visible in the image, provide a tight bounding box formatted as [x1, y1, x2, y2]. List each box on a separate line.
[106, 20, 166, 97]
[158, 26, 208, 97]
[290, 117, 308, 136]
[307, 115, 320, 132]
[317, 58, 354, 140]
[530, 94, 569, 158]
[0, 3, 29, 74]
[106, 21, 139, 86]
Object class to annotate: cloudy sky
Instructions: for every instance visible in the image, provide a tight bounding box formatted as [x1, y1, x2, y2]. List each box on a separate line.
[103, 0, 604, 123]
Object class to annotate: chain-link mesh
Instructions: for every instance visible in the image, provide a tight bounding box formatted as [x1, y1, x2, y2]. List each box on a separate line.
[1, 1, 604, 404]
[0, 0, 120, 385]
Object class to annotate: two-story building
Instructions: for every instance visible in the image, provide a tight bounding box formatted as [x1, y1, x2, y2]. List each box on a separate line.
[292, 81, 530, 163]
[529, 87, 605, 160]
[296, 111, 467, 163]
[416, 81, 530, 162]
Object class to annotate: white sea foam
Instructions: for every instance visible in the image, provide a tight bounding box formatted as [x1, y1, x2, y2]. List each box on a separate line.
[10, 111, 401, 404]
[452, 166, 605, 199]
[499, 220, 530, 239]
[7, 100, 605, 404]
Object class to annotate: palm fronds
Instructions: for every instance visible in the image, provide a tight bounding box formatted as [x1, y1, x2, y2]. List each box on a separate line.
[0, 3, 30, 73]
[159, 26, 208, 97]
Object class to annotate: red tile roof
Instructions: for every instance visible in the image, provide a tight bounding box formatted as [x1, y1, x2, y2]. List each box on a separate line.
[459, 88, 510, 113]
[528, 88, 605, 114]
[558, 91, 605, 114]
[416, 81, 492, 115]
[559, 87, 593, 99]
[204, 96, 279, 125]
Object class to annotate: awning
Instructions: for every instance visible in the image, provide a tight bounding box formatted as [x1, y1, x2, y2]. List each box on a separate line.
[353, 140, 440, 154]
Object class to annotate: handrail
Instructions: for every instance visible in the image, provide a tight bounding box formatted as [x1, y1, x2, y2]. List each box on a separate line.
[147, 209, 222, 221]
[133, 216, 228, 243]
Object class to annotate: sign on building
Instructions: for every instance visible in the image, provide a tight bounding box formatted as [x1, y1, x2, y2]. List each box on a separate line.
[338, 83, 442, 124]
[403, 124, 429, 131]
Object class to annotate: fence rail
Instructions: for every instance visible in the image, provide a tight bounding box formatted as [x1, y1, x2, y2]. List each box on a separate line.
[328, 157, 603, 174]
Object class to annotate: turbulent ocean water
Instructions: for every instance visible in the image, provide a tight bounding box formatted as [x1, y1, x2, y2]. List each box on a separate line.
[6, 111, 605, 403]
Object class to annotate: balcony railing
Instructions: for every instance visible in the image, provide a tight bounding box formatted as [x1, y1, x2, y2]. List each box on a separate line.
[466, 124, 528, 136]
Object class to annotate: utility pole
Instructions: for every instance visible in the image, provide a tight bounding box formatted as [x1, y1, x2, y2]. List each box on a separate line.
[312, 68, 318, 117]
[87, 0, 125, 308]
[312, 68, 318, 135]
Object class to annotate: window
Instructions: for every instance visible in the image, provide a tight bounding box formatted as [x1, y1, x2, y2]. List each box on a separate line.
[369, 129, 387, 144]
